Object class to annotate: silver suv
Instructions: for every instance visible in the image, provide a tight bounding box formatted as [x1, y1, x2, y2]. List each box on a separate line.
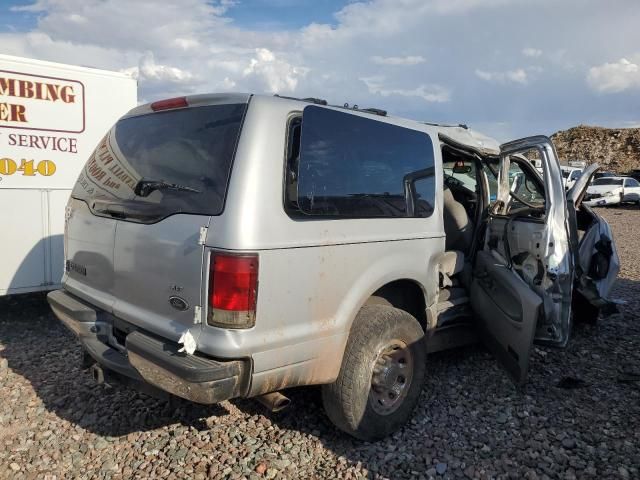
[48, 93, 619, 440]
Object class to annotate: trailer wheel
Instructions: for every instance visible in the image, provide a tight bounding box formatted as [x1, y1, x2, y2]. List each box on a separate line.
[322, 305, 426, 441]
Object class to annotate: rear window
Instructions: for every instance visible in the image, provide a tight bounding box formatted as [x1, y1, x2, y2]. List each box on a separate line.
[593, 178, 623, 186]
[72, 103, 247, 220]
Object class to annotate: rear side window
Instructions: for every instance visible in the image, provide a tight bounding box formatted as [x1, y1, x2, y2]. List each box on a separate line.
[286, 106, 435, 218]
[72, 103, 247, 221]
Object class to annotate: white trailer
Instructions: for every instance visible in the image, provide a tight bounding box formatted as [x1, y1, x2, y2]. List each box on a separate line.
[0, 54, 137, 295]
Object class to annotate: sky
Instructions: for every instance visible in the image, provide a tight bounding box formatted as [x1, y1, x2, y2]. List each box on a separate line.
[1, 0, 640, 140]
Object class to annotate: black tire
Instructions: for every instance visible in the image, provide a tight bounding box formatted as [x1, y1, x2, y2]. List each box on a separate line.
[322, 305, 426, 441]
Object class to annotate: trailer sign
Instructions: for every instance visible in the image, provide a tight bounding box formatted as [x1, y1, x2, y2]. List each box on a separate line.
[0, 54, 136, 295]
[0, 70, 85, 133]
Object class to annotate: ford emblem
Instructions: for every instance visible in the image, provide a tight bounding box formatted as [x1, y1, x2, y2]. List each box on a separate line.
[169, 296, 189, 311]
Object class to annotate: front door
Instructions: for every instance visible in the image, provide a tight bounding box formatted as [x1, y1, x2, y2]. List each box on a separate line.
[471, 136, 574, 384]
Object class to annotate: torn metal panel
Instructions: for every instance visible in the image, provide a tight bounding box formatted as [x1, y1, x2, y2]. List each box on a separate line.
[567, 163, 599, 207]
[576, 210, 620, 304]
[437, 127, 501, 156]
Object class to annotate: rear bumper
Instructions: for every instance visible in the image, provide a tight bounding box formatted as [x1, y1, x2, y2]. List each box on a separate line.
[47, 289, 250, 404]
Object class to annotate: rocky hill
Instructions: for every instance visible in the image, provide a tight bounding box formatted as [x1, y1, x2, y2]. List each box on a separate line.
[551, 125, 640, 173]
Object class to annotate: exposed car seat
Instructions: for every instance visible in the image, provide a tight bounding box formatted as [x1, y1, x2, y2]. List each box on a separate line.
[440, 186, 474, 279]
[443, 186, 473, 251]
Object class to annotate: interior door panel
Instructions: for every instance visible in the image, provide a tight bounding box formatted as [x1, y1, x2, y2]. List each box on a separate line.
[471, 251, 542, 384]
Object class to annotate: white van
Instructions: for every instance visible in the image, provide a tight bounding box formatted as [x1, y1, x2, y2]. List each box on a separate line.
[0, 54, 136, 295]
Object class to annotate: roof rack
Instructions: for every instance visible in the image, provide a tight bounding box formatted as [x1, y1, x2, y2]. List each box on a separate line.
[273, 94, 387, 116]
[358, 107, 387, 117]
[274, 94, 327, 105]
[423, 121, 469, 129]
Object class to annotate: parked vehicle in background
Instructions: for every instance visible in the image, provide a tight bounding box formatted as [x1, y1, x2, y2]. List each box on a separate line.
[48, 93, 619, 440]
[592, 171, 616, 182]
[626, 169, 640, 182]
[0, 54, 136, 296]
[584, 176, 640, 206]
[561, 165, 584, 190]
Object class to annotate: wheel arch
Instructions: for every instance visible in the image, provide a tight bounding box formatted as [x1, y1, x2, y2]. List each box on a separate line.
[365, 278, 429, 331]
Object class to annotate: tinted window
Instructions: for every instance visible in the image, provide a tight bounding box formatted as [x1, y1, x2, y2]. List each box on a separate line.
[594, 172, 615, 180]
[289, 106, 435, 218]
[72, 103, 247, 222]
[625, 178, 639, 187]
[593, 178, 623, 186]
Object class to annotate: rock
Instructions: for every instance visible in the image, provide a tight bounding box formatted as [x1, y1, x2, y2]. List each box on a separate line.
[265, 468, 278, 479]
[0, 210, 639, 480]
[100, 459, 117, 472]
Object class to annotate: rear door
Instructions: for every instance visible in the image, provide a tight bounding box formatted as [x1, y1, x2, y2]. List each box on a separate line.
[64, 197, 118, 312]
[66, 95, 249, 341]
[472, 136, 572, 383]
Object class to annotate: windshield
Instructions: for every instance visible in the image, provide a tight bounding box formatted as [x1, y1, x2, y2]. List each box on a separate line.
[443, 161, 477, 193]
[593, 178, 623, 186]
[71, 103, 247, 221]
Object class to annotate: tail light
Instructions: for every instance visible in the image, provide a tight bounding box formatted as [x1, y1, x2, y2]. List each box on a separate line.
[207, 253, 258, 329]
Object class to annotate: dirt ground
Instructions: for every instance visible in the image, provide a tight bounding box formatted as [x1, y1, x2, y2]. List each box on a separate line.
[1, 207, 638, 479]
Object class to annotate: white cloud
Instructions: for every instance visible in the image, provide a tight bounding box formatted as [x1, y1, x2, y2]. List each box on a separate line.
[2, 0, 640, 137]
[587, 57, 640, 93]
[522, 47, 542, 57]
[242, 48, 308, 93]
[371, 55, 425, 66]
[121, 52, 193, 84]
[174, 38, 200, 50]
[475, 68, 529, 84]
[361, 76, 450, 103]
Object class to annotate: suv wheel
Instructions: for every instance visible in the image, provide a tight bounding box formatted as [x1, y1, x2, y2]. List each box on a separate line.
[321, 304, 426, 441]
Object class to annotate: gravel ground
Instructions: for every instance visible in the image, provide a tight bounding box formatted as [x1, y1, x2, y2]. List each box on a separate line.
[1, 207, 639, 480]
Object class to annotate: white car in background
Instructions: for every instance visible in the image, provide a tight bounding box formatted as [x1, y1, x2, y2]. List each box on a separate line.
[561, 166, 584, 190]
[584, 176, 640, 206]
